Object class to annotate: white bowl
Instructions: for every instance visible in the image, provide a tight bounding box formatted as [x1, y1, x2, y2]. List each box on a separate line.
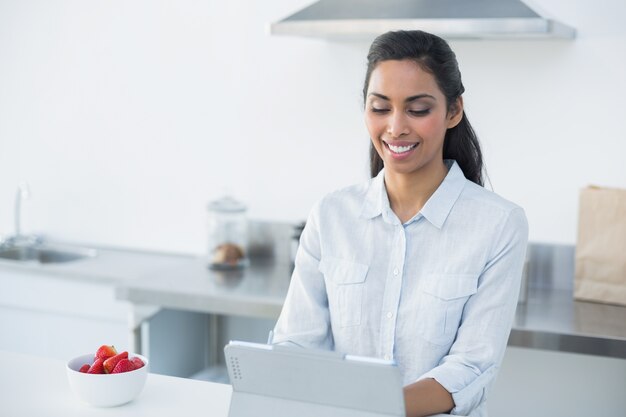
[66, 353, 149, 407]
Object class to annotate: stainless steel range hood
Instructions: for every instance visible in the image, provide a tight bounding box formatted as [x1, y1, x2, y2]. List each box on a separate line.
[270, 0, 576, 40]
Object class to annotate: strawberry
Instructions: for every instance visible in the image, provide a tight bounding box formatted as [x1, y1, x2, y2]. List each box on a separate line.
[103, 351, 128, 374]
[79, 364, 90, 373]
[87, 358, 105, 374]
[111, 358, 136, 374]
[95, 344, 117, 360]
[130, 357, 144, 369]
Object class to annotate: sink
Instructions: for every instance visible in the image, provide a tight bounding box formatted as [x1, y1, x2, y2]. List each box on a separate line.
[0, 245, 97, 264]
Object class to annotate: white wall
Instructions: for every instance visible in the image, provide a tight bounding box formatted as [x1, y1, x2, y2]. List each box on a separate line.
[1, 0, 625, 254]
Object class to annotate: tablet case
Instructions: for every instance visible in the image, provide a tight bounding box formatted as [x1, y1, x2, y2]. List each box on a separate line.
[224, 341, 405, 417]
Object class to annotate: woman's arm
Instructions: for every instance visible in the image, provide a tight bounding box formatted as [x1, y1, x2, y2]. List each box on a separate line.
[404, 378, 454, 417]
[272, 201, 334, 350]
[412, 207, 529, 415]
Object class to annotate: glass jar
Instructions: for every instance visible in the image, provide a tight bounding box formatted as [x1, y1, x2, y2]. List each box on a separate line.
[206, 196, 248, 270]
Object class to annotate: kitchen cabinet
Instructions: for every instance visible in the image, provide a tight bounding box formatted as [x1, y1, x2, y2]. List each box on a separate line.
[0, 269, 128, 359]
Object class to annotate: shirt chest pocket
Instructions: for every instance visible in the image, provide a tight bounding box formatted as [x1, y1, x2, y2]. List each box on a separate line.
[319, 258, 369, 327]
[417, 273, 479, 346]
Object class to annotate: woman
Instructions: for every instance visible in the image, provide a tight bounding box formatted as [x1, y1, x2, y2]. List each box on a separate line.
[273, 30, 528, 417]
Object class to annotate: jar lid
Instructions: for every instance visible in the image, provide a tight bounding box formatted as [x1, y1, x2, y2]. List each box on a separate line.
[207, 196, 247, 213]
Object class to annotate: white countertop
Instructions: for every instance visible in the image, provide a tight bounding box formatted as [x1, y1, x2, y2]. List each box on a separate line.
[1, 350, 232, 417]
[1, 350, 460, 417]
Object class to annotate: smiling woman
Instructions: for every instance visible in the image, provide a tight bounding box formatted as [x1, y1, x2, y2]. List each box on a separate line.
[272, 30, 528, 417]
[366, 62, 457, 173]
[364, 31, 483, 189]
[365, 59, 463, 222]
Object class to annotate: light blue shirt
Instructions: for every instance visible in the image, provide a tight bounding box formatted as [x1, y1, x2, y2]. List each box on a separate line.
[273, 160, 529, 417]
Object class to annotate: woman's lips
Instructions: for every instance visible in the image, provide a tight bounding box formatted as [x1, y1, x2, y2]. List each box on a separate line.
[382, 140, 419, 160]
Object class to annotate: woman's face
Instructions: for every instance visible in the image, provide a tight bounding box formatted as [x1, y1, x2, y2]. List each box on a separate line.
[365, 59, 462, 177]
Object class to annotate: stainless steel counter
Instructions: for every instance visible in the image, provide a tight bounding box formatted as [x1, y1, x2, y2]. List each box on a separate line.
[115, 247, 626, 359]
[511, 288, 626, 358]
[2, 235, 623, 359]
[115, 259, 289, 320]
[0, 241, 193, 284]
[510, 242, 626, 358]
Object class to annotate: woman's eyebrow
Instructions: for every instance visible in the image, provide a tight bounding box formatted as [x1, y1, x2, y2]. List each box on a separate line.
[368, 92, 436, 102]
[405, 94, 436, 102]
[368, 92, 390, 101]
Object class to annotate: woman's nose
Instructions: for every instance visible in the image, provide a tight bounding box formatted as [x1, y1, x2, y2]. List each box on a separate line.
[386, 111, 410, 138]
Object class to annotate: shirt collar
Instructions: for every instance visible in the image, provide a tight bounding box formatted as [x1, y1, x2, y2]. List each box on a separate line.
[419, 160, 467, 229]
[360, 168, 386, 220]
[359, 160, 467, 229]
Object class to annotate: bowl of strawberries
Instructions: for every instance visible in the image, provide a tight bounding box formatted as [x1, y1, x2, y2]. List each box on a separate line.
[66, 344, 149, 407]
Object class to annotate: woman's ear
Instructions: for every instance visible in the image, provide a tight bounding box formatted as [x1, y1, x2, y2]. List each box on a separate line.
[447, 96, 464, 129]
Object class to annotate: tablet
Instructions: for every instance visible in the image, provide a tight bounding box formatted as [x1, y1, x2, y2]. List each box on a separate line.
[224, 341, 405, 417]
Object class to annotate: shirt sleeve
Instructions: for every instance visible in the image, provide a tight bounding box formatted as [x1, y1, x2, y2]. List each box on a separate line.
[272, 200, 334, 350]
[417, 207, 529, 416]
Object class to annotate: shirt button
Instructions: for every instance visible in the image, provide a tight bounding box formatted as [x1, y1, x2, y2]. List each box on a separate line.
[393, 268, 399, 276]
[384, 354, 391, 361]
[386, 311, 393, 319]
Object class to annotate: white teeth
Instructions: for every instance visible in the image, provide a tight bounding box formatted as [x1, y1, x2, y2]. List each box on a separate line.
[387, 143, 417, 153]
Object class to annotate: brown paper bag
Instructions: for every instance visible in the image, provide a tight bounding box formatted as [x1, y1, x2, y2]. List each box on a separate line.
[574, 186, 626, 306]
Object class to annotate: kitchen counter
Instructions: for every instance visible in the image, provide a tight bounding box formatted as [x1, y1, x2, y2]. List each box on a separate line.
[0, 242, 193, 284]
[115, 258, 290, 319]
[115, 257, 626, 359]
[0, 349, 231, 417]
[510, 287, 626, 358]
[1, 240, 624, 359]
[2, 350, 458, 417]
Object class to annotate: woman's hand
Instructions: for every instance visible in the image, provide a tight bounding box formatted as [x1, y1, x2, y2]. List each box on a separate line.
[403, 378, 454, 417]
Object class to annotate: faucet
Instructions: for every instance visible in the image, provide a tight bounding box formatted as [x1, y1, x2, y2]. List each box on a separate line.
[14, 182, 30, 241]
[1, 183, 35, 248]
[0, 182, 43, 249]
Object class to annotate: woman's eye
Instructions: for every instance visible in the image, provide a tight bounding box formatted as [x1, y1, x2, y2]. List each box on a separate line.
[371, 107, 389, 113]
[409, 109, 430, 116]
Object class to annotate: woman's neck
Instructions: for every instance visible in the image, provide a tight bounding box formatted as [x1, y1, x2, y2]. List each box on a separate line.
[385, 161, 448, 224]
